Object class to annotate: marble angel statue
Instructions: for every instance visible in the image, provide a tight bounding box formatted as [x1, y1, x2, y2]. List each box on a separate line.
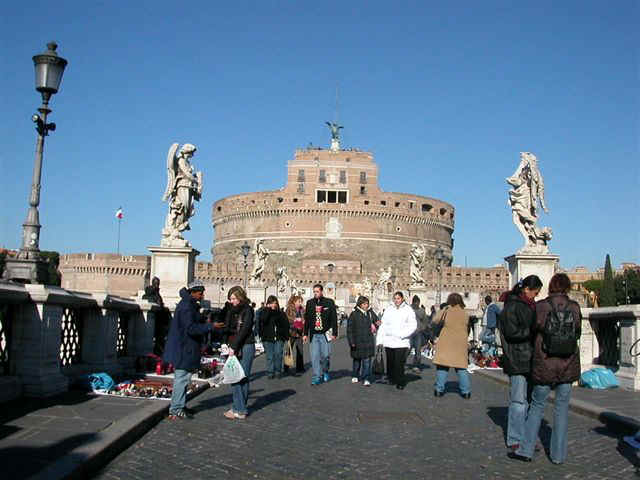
[161, 143, 203, 247]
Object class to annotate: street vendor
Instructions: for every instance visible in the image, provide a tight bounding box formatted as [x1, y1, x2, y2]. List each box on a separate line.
[164, 281, 214, 420]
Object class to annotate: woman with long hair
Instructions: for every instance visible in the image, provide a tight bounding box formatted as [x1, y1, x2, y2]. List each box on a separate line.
[499, 275, 543, 451]
[432, 293, 472, 398]
[259, 295, 290, 379]
[510, 273, 581, 464]
[285, 294, 306, 375]
[222, 286, 255, 420]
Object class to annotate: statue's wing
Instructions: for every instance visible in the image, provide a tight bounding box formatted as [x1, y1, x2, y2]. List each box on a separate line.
[162, 143, 179, 202]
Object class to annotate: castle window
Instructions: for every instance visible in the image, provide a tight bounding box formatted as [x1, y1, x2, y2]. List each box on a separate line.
[297, 183, 304, 193]
[408, 201, 415, 209]
[360, 171, 367, 184]
[360, 186, 366, 195]
[319, 169, 326, 183]
[395, 201, 400, 207]
[380, 200, 387, 206]
[339, 170, 346, 184]
[317, 190, 326, 203]
[327, 191, 337, 203]
[277, 197, 283, 203]
[217, 206, 222, 211]
[338, 191, 347, 203]
[422, 203, 432, 212]
[293, 198, 298, 202]
[364, 200, 370, 205]
[297, 169, 305, 182]
[440, 208, 447, 215]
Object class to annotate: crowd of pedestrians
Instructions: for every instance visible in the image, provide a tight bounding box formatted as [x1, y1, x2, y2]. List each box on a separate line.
[163, 272, 582, 465]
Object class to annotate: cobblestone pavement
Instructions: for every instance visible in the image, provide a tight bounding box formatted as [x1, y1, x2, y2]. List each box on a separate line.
[94, 340, 639, 480]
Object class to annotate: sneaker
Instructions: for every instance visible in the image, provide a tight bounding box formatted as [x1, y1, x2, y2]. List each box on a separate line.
[234, 412, 247, 419]
[311, 378, 323, 386]
[168, 410, 192, 420]
[323, 372, 330, 383]
[351, 377, 359, 383]
[363, 380, 371, 386]
[223, 409, 236, 420]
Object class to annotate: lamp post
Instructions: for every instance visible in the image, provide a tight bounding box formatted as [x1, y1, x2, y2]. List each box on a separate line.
[4, 42, 68, 284]
[218, 278, 225, 307]
[241, 241, 250, 290]
[434, 246, 444, 306]
[622, 272, 630, 305]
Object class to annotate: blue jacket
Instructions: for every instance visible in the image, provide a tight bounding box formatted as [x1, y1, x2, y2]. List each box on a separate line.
[163, 288, 212, 371]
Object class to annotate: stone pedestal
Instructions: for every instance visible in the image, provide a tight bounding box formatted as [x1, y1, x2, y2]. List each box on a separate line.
[149, 246, 200, 309]
[505, 253, 559, 298]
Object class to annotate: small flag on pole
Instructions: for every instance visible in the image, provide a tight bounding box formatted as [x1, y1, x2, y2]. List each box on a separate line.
[115, 207, 123, 219]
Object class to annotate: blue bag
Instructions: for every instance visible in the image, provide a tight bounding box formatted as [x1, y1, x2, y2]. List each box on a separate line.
[86, 372, 115, 392]
[579, 368, 619, 389]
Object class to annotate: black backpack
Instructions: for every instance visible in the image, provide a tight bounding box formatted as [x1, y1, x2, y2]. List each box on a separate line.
[542, 299, 578, 357]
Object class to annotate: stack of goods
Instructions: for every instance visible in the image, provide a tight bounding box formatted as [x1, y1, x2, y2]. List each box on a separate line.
[136, 353, 174, 375]
[198, 356, 222, 379]
[470, 350, 502, 370]
[110, 379, 197, 399]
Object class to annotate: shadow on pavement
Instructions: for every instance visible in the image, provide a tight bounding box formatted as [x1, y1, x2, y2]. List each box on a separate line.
[0, 432, 98, 479]
[250, 389, 296, 413]
[592, 426, 640, 469]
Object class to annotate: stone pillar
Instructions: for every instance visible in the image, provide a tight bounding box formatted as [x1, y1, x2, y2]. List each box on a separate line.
[617, 305, 640, 390]
[128, 302, 158, 358]
[80, 306, 122, 377]
[148, 246, 200, 309]
[504, 253, 559, 298]
[11, 285, 70, 397]
[578, 309, 599, 373]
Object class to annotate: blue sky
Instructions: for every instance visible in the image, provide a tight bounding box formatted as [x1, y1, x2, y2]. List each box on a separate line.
[1, 1, 638, 271]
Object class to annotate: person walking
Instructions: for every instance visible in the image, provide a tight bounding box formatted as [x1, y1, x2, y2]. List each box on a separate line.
[347, 296, 379, 386]
[285, 294, 306, 375]
[499, 275, 543, 451]
[409, 295, 429, 372]
[164, 281, 214, 420]
[259, 295, 289, 379]
[303, 284, 338, 385]
[376, 291, 417, 390]
[222, 286, 255, 420]
[510, 273, 581, 464]
[432, 293, 472, 398]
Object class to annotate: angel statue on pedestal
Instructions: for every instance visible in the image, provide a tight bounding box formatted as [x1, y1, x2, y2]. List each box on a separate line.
[161, 143, 203, 247]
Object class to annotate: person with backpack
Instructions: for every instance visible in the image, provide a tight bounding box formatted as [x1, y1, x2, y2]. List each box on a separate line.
[498, 275, 543, 451]
[510, 273, 581, 464]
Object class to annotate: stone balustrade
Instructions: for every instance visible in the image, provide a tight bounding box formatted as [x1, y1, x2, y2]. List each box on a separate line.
[580, 305, 640, 390]
[0, 282, 165, 402]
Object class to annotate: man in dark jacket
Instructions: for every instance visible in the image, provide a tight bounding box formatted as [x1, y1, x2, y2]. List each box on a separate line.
[303, 284, 337, 385]
[409, 296, 429, 372]
[164, 281, 213, 419]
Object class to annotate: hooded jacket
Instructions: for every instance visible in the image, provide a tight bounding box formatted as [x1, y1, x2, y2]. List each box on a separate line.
[498, 294, 535, 375]
[163, 288, 212, 371]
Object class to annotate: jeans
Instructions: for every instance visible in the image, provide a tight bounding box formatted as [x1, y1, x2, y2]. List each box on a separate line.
[517, 383, 572, 463]
[434, 365, 471, 395]
[264, 340, 284, 374]
[507, 374, 529, 447]
[409, 332, 424, 366]
[310, 334, 330, 382]
[231, 343, 255, 415]
[385, 347, 408, 386]
[169, 369, 193, 415]
[352, 357, 372, 382]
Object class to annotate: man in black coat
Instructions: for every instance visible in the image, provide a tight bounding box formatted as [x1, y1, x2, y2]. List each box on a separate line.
[164, 281, 213, 419]
[303, 284, 337, 385]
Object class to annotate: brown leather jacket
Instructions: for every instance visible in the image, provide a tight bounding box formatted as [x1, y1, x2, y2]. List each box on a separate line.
[531, 294, 582, 385]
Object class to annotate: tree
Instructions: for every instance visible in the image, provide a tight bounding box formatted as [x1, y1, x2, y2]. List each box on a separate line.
[39, 251, 61, 286]
[599, 254, 616, 306]
[616, 269, 640, 305]
[582, 279, 603, 295]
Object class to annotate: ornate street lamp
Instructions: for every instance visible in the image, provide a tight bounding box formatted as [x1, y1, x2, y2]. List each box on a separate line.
[4, 42, 68, 283]
[241, 241, 250, 289]
[434, 246, 444, 306]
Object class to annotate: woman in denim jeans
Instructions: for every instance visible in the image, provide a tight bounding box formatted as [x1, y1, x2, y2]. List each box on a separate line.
[510, 273, 581, 464]
[498, 275, 542, 451]
[347, 296, 379, 386]
[222, 286, 255, 420]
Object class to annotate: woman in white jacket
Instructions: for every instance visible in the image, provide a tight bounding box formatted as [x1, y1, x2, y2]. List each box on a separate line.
[376, 291, 417, 390]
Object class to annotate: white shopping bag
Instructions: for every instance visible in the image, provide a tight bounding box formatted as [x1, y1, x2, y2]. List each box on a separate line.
[222, 355, 246, 384]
